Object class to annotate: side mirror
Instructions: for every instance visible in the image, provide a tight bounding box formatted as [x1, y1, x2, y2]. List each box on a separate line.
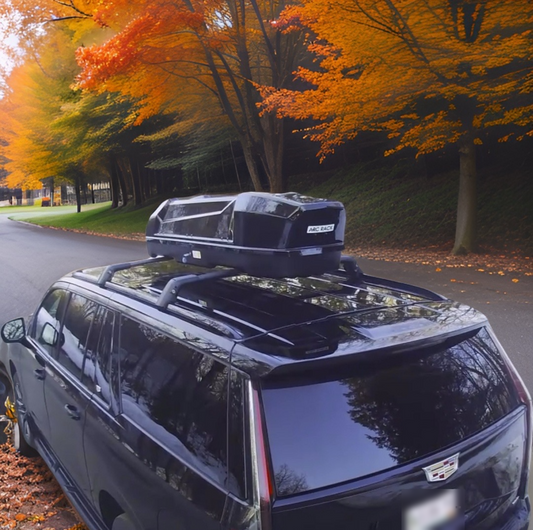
[40, 323, 59, 347]
[1, 318, 26, 344]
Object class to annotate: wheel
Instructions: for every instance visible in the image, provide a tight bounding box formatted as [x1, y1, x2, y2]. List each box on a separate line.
[9, 374, 37, 457]
[0, 376, 10, 445]
[112, 514, 135, 530]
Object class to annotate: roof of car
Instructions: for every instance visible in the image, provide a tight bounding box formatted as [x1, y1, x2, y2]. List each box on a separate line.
[68, 257, 488, 378]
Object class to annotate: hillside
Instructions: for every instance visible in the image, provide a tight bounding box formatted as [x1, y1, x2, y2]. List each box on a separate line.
[293, 161, 533, 257]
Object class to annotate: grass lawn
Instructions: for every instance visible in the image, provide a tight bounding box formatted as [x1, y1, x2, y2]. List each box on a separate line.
[3, 202, 109, 219]
[0, 204, 56, 216]
[15, 201, 157, 237]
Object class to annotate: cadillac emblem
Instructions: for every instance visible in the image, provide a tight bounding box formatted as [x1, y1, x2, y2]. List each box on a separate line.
[422, 453, 460, 482]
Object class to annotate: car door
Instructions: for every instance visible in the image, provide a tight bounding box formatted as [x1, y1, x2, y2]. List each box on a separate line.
[85, 313, 229, 530]
[14, 287, 69, 444]
[117, 316, 228, 530]
[44, 291, 98, 502]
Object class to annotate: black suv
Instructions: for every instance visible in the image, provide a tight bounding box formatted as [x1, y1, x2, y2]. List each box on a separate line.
[0, 256, 530, 530]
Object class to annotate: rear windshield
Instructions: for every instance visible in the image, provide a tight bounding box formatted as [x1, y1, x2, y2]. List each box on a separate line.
[261, 328, 519, 496]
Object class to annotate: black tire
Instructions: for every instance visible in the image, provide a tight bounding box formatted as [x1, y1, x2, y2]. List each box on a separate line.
[112, 514, 135, 530]
[10, 374, 37, 457]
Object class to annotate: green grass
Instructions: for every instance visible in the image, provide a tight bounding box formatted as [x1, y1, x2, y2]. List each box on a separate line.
[13, 161, 533, 255]
[15, 201, 157, 236]
[0, 204, 51, 215]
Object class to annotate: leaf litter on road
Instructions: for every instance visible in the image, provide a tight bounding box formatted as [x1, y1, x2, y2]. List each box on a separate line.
[0, 444, 86, 530]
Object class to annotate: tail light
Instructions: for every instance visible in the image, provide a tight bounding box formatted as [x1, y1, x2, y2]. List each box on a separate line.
[489, 328, 532, 498]
[248, 384, 273, 530]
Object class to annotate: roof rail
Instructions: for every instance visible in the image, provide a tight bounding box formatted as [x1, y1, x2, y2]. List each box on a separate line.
[156, 268, 242, 309]
[97, 256, 171, 286]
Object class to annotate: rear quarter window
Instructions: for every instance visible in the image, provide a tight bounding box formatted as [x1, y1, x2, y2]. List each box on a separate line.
[118, 316, 232, 490]
[261, 328, 519, 496]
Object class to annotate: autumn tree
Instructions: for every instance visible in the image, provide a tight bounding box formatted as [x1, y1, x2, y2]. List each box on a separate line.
[0, 29, 80, 192]
[0, 25, 120, 211]
[261, 0, 533, 254]
[73, 0, 304, 193]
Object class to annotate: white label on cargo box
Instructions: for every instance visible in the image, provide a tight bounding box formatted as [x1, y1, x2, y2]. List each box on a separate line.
[307, 224, 335, 234]
[192, 250, 202, 259]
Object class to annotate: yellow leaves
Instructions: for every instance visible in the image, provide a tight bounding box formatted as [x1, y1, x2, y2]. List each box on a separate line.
[512, 278, 519, 283]
[473, 138, 483, 145]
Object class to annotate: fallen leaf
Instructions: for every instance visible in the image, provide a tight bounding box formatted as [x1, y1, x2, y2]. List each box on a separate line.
[435, 267, 442, 272]
[512, 278, 519, 283]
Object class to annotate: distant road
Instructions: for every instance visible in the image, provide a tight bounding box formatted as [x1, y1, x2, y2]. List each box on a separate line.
[0, 210, 532, 496]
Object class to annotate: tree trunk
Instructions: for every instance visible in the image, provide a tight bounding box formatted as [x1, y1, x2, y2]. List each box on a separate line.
[115, 157, 129, 207]
[452, 137, 477, 255]
[75, 175, 82, 213]
[240, 137, 263, 191]
[50, 178, 55, 207]
[229, 141, 242, 191]
[91, 184, 95, 204]
[129, 156, 143, 206]
[81, 176, 88, 205]
[155, 171, 163, 196]
[109, 162, 120, 209]
[261, 115, 285, 192]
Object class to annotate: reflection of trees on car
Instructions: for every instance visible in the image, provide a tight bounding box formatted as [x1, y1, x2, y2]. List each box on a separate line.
[275, 464, 308, 496]
[341, 329, 515, 463]
[119, 320, 232, 489]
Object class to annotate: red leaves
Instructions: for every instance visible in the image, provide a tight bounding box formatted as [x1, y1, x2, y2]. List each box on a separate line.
[77, 2, 207, 92]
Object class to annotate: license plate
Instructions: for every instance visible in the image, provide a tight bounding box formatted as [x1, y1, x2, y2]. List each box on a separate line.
[404, 490, 459, 530]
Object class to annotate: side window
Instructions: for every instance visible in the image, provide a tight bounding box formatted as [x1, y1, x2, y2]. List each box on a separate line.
[119, 317, 229, 488]
[228, 371, 246, 498]
[32, 289, 68, 356]
[58, 294, 98, 379]
[83, 308, 115, 403]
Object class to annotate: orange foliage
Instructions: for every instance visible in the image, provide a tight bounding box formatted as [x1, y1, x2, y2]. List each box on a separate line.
[73, 0, 299, 191]
[260, 0, 533, 158]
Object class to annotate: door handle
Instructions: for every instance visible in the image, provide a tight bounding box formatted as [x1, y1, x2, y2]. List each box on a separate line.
[64, 404, 80, 421]
[34, 369, 45, 380]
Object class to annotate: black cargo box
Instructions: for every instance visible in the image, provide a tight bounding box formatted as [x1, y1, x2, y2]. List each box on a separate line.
[146, 192, 345, 278]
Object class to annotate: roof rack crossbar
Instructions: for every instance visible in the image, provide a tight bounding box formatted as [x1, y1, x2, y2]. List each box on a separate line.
[156, 268, 242, 309]
[97, 256, 171, 287]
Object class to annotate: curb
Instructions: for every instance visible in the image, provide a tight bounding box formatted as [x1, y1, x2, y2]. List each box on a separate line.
[10, 218, 144, 242]
[9, 218, 44, 228]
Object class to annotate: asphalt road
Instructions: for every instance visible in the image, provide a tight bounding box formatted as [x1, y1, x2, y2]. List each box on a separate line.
[0, 210, 532, 498]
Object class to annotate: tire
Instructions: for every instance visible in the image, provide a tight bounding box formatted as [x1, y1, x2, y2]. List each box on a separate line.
[10, 374, 37, 457]
[112, 514, 135, 530]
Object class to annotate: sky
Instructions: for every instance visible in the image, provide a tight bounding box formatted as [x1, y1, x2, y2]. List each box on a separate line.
[0, 16, 20, 93]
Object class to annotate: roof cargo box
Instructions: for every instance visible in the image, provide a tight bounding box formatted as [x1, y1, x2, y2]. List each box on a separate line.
[146, 192, 345, 278]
